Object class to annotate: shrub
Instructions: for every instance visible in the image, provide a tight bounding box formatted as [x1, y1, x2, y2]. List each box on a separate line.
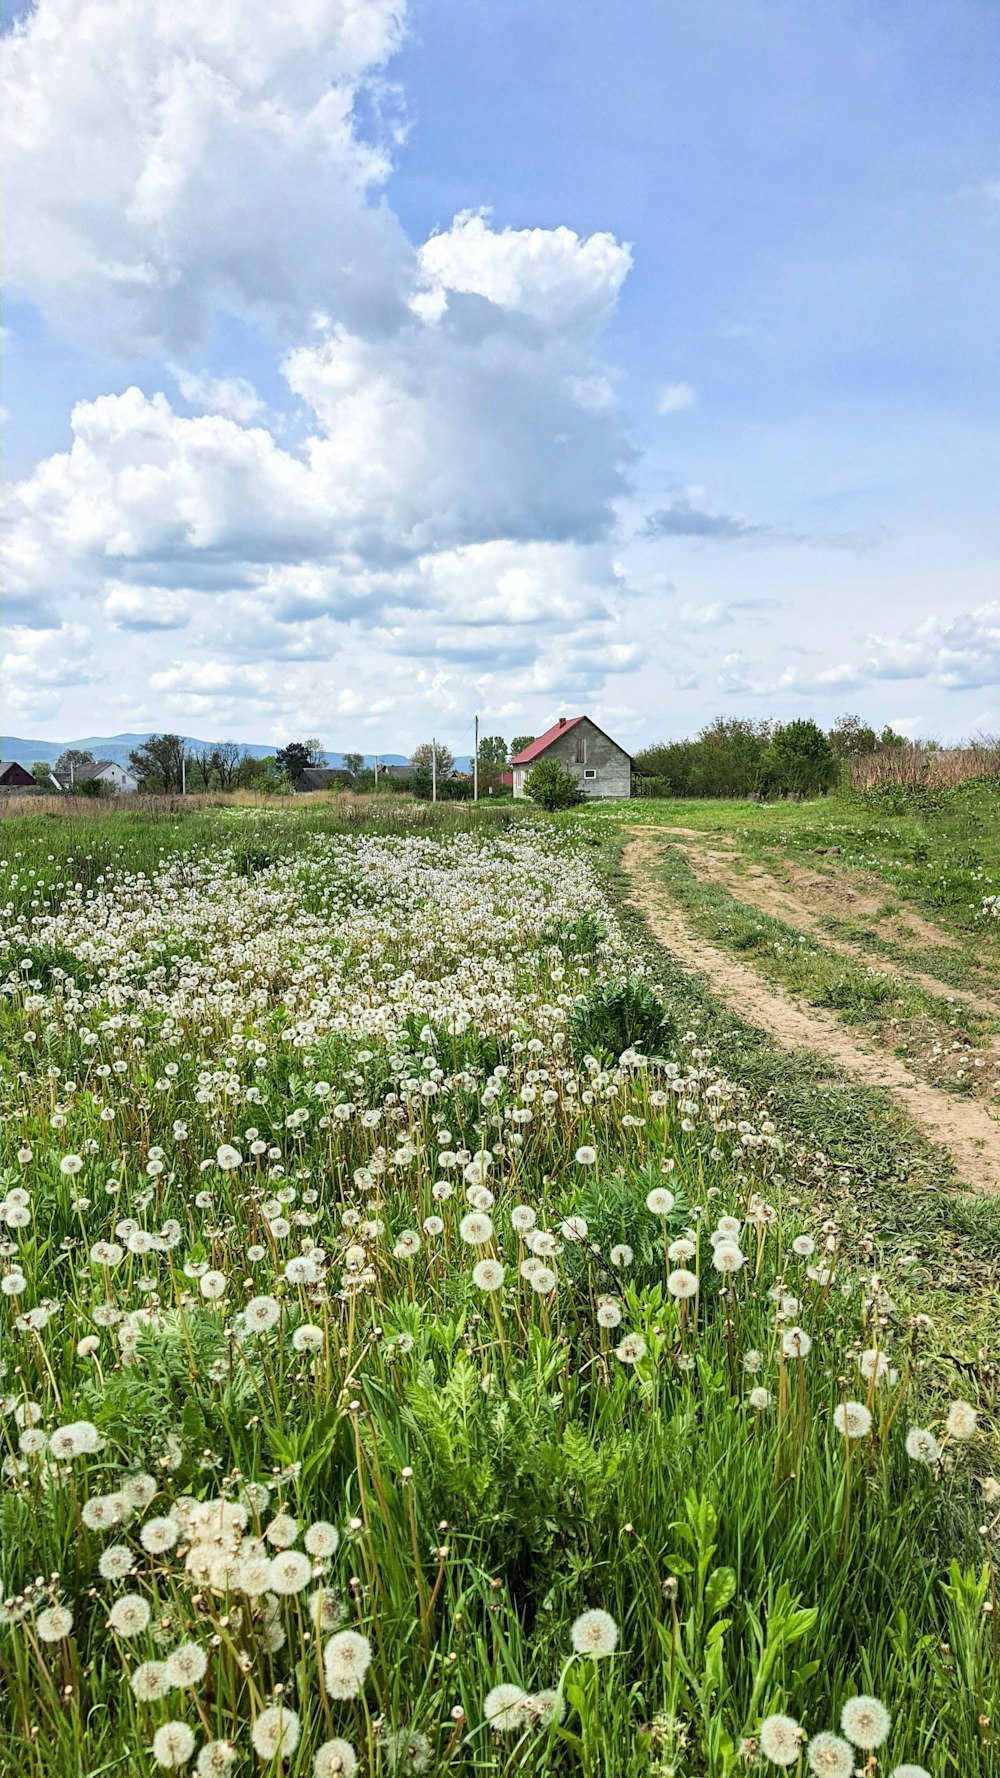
[571, 978, 676, 1062]
[524, 758, 582, 810]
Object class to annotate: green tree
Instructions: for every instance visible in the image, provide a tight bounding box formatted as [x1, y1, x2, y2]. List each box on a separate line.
[31, 761, 57, 787]
[54, 748, 96, 783]
[341, 751, 364, 778]
[878, 726, 906, 749]
[511, 735, 535, 759]
[761, 719, 836, 797]
[477, 735, 508, 770]
[275, 740, 323, 781]
[827, 714, 878, 759]
[128, 734, 185, 792]
[410, 741, 454, 778]
[524, 757, 583, 811]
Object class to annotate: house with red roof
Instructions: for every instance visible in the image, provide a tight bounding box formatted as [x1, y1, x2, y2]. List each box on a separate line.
[510, 716, 632, 801]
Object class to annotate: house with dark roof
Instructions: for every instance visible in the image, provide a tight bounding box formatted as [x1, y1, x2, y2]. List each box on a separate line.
[0, 760, 37, 792]
[295, 767, 352, 793]
[52, 760, 138, 794]
[510, 717, 631, 800]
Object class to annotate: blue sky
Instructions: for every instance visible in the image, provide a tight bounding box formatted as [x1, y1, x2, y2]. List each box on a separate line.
[2, 0, 998, 750]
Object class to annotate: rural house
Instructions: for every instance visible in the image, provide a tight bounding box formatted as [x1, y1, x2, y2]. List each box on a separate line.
[511, 716, 632, 800]
[0, 760, 37, 793]
[53, 760, 138, 793]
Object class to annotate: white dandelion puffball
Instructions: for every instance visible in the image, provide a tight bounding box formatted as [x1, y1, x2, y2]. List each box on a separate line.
[574, 1145, 597, 1165]
[36, 1605, 73, 1643]
[140, 1516, 179, 1554]
[610, 1243, 634, 1268]
[473, 1259, 505, 1292]
[945, 1400, 977, 1441]
[484, 1683, 529, 1731]
[791, 1234, 815, 1257]
[197, 1743, 237, 1777]
[268, 1551, 313, 1594]
[833, 1402, 872, 1440]
[711, 1241, 745, 1274]
[108, 1595, 151, 1637]
[806, 1731, 854, 1777]
[667, 1268, 698, 1300]
[758, 1713, 802, 1767]
[840, 1695, 890, 1749]
[304, 1520, 340, 1558]
[152, 1722, 197, 1769]
[264, 1513, 299, 1548]
[251, 1706, 300, 1761]
[888, 1768, 931, 1778]
[596, 1301, 622, 1328]
[782, 1327, 812, 1359]
[200, 1271, 227, 1300]
[165, 1643, 209, 1688]
[529, 1265, 556, 1294]
[905, 1427, 941, 1465]
[615, 1333, 647, 1365]
[323, 1629, 372, 1699]
[646, 1188, 674, 1216]
[571, 1608, 618, 1657]
[859, 1348, 890, 1384]
[244, 1295, 281, 1332]
[459, 1212, 493, 1246]
[131, 1661, 170, 1702]
[314, 1739, 358, 1778]
[511, 1205, 536, 1233]
[749, 1387, 773, 1410]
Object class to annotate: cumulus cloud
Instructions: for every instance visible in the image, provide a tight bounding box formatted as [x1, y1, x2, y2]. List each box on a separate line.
[2, 0, 409, 351]
[169, 367, 264, 424]
[643, 495, 884, 551]
[415, 210, 632, 331]
[656, 382, 696, 414]
[863, 603, 1000, 690]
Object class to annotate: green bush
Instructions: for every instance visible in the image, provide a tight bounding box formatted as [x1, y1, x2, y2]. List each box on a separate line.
[571, 977, 677, 1062]
[524, 757, 583, 810]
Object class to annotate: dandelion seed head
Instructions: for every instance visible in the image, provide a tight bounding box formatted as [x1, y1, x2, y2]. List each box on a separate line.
[570, 1607, 618, 1657]
[840, 1695, 890, 1749]
[152, 1721, 197, 1769]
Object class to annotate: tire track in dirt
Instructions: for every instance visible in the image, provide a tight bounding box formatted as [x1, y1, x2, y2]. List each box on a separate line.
[623, 829, 1000, 1195]
[657, 833, 999, 1024]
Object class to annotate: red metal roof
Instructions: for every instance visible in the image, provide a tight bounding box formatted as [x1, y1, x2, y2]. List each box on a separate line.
[510, 717, 584, 766]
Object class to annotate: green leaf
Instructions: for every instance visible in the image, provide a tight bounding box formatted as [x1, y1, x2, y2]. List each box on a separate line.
[705, 1566, 737, 1618]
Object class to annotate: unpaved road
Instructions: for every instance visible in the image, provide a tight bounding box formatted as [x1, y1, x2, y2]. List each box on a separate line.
[664, 835, 999, 1024]
[624, 828, 1000, 1194]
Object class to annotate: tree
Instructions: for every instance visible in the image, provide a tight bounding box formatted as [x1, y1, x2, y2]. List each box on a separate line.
[128, 734, 186, 792]
[410, 741, 454, 778]
[477, 735, 508, 770]
[761, 719, 836, 797]
[341, 751, 364, 778]
[511, 735, 535, 759]
[878, 726, 906, 749]
[212, 740, 250, 790]
[32, 761, 57, 787]
[827, 715, 878, 759]
[55, 748, 96, 783]
[524, 757, 583, 811]
[275, 740, 324, 781]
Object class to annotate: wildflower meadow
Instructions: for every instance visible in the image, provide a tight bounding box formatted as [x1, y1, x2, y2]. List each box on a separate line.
[1, 804, 996, 1778]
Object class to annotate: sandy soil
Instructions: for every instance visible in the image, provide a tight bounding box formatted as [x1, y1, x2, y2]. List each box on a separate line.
[656, 834, 999, 1023]
[624, 829, 1000, 1194]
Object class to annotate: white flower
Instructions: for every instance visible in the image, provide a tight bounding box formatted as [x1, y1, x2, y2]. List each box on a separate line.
[140, 1516, 179, 1554]
[887, 1768, 931, 1778]
[646, 1188, 674, 1216]
[108, 1595, 151, 1636]
[511, 1206, 536, 1233]
[905, 1427, 941, 1465]
[596, 1301, 622, 1328]
[323, 1629, 372, 1699]
[304, 1520, 340, 1558]
[165, 1643, 209, 1688]
[292, 1324, 325, 1353]
[216, 1145, 242, 1171]
[833, 1402, 872, 1440]
[840, 1695, 890, 1749]
[749, 1387, 773, 1410]
[610, 1244, 633, 1267]
[264, 1512, 298, 1548]
[484, 1683, 529, 1731]
[152, 1722, 197, 1769]
[313, 1739, 357, 1778]
[945, 1400, 977, 1441]
[667, 1268, 698, 1300]
[197, 1742, 237, 1777]
[615, 1333, 647, 1365]
[59, 1155, 84, 1176]
[36, 1605, 73, 1642]
[805, 1732, 854, 1777]
[791, 1234, 815, 1257]
[98, 1544, 136, 1580]
[131, 1661, 170, 1701]
[472, 1259, 505, 1292]
[781, 1327, 812, 1359]
[574, 1146, 597, 1165]
[570, 1608, 618, 1657]
[711, 1240, 745, 1274]
[859, 1348, 890, 1384]
[199, 1272, 227, 1300]
[268, 1551, 312, 1594]
[758, 1713, 802, 1766]
[244, 1296, 281, 1332]
[458, 1212, 493, 1246]
[251, 1706, 300, 1761]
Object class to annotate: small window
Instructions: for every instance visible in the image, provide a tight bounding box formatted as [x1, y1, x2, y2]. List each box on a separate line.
[583, 768, 597, 780]
[574, 733, 587, 764]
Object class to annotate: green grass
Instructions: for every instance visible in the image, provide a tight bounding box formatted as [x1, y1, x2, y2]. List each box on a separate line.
[1, 805, 997, 1778]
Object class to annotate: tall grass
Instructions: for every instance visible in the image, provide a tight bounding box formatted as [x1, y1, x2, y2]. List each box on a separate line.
[850, 740, 1000, 792]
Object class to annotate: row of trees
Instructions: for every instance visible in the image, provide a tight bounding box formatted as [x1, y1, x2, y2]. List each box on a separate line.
[633, 715, 907, 800]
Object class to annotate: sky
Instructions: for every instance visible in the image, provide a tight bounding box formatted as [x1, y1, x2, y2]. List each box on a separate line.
[2, 0, 998, 754]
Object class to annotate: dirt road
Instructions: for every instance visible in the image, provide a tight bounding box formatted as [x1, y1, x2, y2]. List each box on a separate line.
[624, 828, 1000, 1194]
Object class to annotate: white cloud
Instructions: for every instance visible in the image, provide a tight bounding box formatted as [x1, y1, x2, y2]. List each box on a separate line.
[2, 0, 408, 351]
[415, 210, 632, 332]
[863, 603, 1000, 690]
[656, 382, 696, 414]
[169, 366, 264, 424]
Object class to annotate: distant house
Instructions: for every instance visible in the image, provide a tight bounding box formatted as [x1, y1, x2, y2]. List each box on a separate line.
[295, 767, 351, 793]
[52, 760, 139, 794]
[511, 716, 632, 801]
[0, 760, 37, 792]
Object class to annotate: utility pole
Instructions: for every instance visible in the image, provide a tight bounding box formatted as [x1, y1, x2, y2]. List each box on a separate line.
[473, 713, 479, 803]
[431, 739, 437, 803]
[181, 752, 186, 795]
[373, 755, 379, 789]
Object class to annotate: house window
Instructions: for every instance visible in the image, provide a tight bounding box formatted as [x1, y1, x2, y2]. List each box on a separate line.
[583, 768, 597, 780]
[574, 733, 587, 764]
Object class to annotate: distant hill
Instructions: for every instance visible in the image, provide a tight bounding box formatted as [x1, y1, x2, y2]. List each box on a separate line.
[1, 733, 469, 771]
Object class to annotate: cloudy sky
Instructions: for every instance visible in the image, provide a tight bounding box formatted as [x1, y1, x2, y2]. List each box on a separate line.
[2, 0, 998, 752]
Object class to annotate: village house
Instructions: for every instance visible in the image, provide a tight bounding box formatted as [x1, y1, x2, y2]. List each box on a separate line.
[52, 759, 139, 793]
[0, 760, 38, 793]
[511, 716, 632, 800]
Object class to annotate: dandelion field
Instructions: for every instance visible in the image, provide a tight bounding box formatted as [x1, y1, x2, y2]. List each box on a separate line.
[2, 805, 997, 1778]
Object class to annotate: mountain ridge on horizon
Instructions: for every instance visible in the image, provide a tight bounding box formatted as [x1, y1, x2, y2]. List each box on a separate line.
[0, 733, 476, 772]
